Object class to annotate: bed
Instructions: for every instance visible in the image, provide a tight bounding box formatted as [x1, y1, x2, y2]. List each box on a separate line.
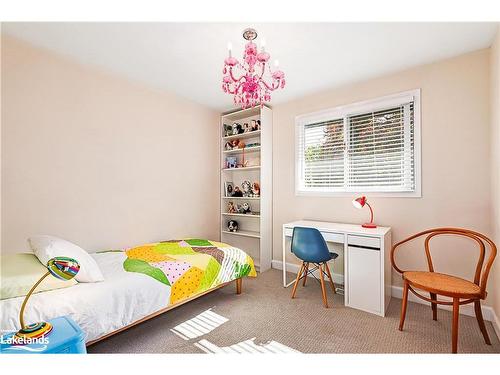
[0, 239, 256, 345]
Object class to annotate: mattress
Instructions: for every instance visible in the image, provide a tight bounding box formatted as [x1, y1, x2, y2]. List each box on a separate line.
[0, 242, 255, 343]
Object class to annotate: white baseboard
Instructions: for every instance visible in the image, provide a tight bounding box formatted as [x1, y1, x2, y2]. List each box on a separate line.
[270, 260, 499, 340]
[271, 260, 344, 285]
[493, 307, 500, 341]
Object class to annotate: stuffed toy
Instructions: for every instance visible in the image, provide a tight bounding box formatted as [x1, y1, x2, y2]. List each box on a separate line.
[225, 156, 237, 169]
[240, 202, 251, 214]
[227, 202, 237, 213]
[223, 124, 233, 137]
[252, 182, 260, 197]
[232, 123, 244, 135]
[227, 220, 238, 232]
[241, 180, 252, 196]
[232, 186, 243, 197]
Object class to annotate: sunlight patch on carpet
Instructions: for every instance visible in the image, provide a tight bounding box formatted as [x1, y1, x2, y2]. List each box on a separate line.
[170, 308, 229, 340]
[194, 338, 300, 353]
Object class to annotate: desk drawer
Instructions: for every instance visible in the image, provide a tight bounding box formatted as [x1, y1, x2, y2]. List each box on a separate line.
[347, 235, 380, 249]
[284, 227, 344, 244]
[322, 232, 344, 244]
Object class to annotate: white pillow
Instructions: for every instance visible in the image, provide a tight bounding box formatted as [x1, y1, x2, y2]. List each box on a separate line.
[28, 235, 104, 283]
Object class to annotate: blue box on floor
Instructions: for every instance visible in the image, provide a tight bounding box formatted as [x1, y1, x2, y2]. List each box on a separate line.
[1, 316, 86, 354]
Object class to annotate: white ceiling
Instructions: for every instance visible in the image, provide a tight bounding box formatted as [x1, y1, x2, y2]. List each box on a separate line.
[3, 22, 498, 111]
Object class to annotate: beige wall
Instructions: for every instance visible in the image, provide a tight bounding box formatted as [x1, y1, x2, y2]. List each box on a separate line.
[490, 27, 500, 317]
[1, 36, 220, 253]
[272, 50, 494, 304]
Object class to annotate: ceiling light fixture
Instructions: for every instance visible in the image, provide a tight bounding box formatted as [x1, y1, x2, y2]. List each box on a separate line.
[222, 28, 286, 109]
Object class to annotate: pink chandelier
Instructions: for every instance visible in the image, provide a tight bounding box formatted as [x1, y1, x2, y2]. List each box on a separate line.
[222, 28, 285, 109]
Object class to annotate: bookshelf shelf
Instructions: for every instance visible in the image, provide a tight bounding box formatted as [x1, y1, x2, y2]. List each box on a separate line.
[223, 130, 261, 141]
[221, 213, 261, 218]
[221, 196, 260, 200]
[223, 146, 261, 155]
[222, 166, 260, 172]
[221, 230, 261, 239]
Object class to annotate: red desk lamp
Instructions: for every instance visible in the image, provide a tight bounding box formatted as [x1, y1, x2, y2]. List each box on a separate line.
[352, 196, 377, 228]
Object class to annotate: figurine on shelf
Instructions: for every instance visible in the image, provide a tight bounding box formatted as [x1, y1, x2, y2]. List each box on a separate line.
[241, 180, 252, 197]
[250, 120, 258, 132]
[245, 142, 260, 149]
[224, 141, 233, 151]
[256, 120, 261, 130]
[240, 202, 251, 214]
[223, 124, 233, 137]
[244, 122, 251, 133]
[227, 201, 237, 213]
[225, 156, 237, 169]
[252, 182, 261, 197]
[232, 123, 244, 135]
[232, 186, 243, 197]
[227, 220, 238, 232]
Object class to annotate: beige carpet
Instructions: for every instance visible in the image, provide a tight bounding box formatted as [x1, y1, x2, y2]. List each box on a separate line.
[87, 269, 500, 354]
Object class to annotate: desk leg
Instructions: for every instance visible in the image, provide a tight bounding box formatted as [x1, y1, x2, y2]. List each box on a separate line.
[282, 228, 287, 287]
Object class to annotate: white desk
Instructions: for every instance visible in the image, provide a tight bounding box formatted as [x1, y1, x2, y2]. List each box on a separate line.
[282, 220, 392, 317]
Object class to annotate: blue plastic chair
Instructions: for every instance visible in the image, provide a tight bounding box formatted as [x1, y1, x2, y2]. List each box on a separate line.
[290, 227, 339, 307]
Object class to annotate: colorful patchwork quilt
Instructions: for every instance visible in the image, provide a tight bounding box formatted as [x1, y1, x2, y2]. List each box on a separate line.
[123, 239, 256, 305]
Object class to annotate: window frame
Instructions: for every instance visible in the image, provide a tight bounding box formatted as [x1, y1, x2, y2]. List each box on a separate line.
[295, 89, 422, 198]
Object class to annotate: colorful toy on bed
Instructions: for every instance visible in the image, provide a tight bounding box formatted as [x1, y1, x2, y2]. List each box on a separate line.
[123, 239, 256, 305]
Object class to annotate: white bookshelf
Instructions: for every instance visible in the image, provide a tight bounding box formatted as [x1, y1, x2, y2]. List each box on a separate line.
[219, 106, 272, 272]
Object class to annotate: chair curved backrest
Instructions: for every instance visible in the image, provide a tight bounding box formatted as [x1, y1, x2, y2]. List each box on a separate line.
[291, 227, 330, 263]
[391, 227, 497, 298]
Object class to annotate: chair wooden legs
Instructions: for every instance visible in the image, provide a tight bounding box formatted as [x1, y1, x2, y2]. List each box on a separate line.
[291, 261, 334, 308]
[452, 297, 460, 353]
[399, 281, 409, 331]
[474, 300, 491, 345]
[318, 264, 328, 308]
[324, 262, 336, 294]
[291, 262, 305, 299]
[302, 263, 309, 286]
[430, 292, 438, 321]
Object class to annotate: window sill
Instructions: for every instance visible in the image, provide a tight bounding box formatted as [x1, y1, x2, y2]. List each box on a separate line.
[295, 190, 422, 198]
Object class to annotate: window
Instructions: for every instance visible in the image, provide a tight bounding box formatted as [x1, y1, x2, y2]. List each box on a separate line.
[296, 90, 421, 196]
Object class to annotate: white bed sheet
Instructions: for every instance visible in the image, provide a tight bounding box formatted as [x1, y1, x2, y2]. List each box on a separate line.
[0, 252, 170, 343]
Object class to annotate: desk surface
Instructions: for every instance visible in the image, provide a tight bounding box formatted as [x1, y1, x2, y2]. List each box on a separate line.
[283, 220, 391, 236]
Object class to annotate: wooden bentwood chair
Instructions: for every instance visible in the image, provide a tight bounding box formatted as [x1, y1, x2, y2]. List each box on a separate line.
[391, 228, 497, 353]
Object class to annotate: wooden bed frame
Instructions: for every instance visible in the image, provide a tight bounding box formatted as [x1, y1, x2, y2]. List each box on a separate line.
[86, 277, 243, 346]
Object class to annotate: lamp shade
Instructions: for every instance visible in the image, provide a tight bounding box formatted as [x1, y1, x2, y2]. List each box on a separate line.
[47, 257, 80, 281]
[352, 196, 367, 209]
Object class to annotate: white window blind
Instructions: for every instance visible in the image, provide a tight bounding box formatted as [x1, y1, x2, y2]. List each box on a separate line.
[296, 92, 420, 195]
